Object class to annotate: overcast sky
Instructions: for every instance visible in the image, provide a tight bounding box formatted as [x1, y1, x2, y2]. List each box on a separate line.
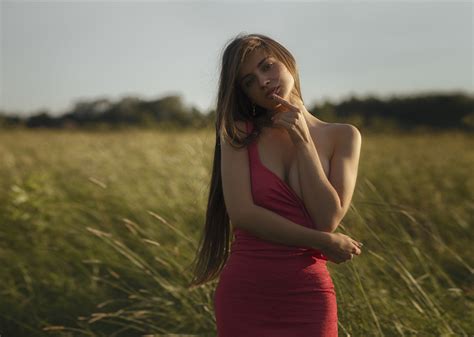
[1, 1, 473, 117]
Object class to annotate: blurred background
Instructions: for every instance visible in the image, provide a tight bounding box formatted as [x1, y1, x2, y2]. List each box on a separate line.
[1, 1, 473, 130]
[1, 1, 473, 336]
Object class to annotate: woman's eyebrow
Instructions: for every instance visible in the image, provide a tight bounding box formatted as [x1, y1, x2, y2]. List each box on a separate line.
[239, 56, 269, 83]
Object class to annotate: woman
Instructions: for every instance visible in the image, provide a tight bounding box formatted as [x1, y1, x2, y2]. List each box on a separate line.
[189, 33, 363, 336]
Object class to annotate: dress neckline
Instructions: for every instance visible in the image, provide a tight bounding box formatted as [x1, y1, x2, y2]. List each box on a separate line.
[247, 120, 305, 205]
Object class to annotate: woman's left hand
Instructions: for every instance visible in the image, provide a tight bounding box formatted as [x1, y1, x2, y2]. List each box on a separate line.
[270, 93, 311, 146]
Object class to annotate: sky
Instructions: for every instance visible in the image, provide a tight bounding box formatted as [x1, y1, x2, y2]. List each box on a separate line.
[1, 1, 473, 117]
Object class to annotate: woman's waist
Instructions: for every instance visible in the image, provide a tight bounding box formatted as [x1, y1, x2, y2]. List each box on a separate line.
[230, 231, 327, 260]
[219, 251, 333, 292]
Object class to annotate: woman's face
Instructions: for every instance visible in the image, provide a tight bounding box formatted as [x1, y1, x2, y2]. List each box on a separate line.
[237, 48, 295, 112]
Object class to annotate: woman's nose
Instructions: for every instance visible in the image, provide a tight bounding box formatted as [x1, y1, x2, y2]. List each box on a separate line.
[260, 80, 270, 89]
[258, 76, 270, 88]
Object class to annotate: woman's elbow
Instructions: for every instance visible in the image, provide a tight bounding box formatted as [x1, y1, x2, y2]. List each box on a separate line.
[328, 221, 341, 233]
[315, 222, 339, 233]
[327, 206, 345, 232]
[314, 215, 341, 233]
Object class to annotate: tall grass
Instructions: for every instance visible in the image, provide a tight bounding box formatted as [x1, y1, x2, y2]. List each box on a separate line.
[0, 127, 472, 336]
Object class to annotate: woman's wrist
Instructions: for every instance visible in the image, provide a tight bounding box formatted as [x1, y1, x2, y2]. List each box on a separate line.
[294, 137, 314, 153]
[311, 230, 332, 250]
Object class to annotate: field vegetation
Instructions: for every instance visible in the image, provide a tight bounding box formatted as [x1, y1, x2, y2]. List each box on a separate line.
[0, 127, 472, 336]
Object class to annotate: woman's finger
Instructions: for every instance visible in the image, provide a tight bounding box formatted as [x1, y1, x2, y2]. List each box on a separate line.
[353, 240, 363, 248]
[274, 115, 295, 125]
[271, 93, 299, 111]
[273, 118, 292, 130]
[352, 246, 361, 255]
[273, 120, 292, 133]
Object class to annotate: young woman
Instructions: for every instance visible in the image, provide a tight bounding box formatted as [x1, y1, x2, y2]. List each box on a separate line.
[189, 33, 363, 336]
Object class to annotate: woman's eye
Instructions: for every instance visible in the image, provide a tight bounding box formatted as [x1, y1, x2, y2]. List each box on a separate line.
[264, 63, 273, 70]
[243, 63, 273, 87]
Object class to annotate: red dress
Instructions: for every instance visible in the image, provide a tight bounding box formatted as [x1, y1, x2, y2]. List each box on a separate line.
[213, 120, 338, 337]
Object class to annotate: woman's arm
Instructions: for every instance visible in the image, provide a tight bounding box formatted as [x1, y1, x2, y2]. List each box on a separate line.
[220, 129, 331, 250]
[296, 124, 362, 232]
[220, 120, 360, 261]
[234, 203, 332, 251]
[235, 203, 362, 263]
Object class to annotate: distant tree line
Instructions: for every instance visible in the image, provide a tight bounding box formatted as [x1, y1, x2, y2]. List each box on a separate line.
[0, 91, 472, 131]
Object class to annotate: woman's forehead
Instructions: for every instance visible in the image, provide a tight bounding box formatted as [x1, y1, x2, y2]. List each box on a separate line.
[241, 48, 269, 66]
[238, 49, 271, 80]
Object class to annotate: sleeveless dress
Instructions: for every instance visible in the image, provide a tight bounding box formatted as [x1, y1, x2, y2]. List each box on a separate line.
[213, 120, 338, 337]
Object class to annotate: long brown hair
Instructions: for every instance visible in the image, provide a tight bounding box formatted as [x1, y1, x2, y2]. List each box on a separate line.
[187, 33, 304, 288]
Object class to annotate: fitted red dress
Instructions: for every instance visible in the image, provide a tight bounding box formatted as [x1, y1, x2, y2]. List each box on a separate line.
[213, 120, 338, 337]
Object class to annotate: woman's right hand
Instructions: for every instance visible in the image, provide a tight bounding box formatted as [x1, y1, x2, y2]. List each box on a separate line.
[322, 232, 363, 264]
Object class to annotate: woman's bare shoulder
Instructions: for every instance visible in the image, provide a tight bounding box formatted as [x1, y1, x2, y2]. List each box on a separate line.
[324, 122, 362, 151]
[324, 122, 361, 136]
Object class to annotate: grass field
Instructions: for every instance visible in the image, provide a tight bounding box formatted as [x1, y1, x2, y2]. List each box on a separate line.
[0, 127, 472, 336]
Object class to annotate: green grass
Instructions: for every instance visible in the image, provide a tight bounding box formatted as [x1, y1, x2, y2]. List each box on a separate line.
[0, 127, 472, 336]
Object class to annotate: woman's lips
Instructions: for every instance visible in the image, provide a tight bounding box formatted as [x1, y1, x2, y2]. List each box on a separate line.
[266, 86, 280, 98]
